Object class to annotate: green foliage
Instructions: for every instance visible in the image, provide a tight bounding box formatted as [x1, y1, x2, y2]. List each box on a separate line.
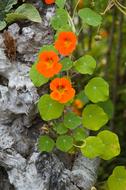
[0, 21, 6, 30]
[61, 58, 73, 71]
[51, 8, 68, 30]
[53, 123, 68, 135]
[81, 136, 105, 159]
[76, 91, 89, 105]
[94, 0, 108, 12]
[38, 135, 55, 152]
[6, 3, 41, 24]
[27, 0, 122, 167]
[15, 3, 41, 23]
[73, 128, 87, 141]
[98, 100, 114, 119]
[39, 45, 58, 54]
[107, 166, 126, 190]
[56, 135, 73, 152]
[38, 95, 64, 121]
[0, 0, 18, 29]
[64, 112, 82, 129]
[78, 8, 102, 27]
[55, 0, 66, 8]
[98, 130, 120, 160]
[74, 55, 96, 75]
[5, 13, 26, 24]
[0, 0, 17, 12]
[82, 104, 109, 131]
[29, 63, 49, 87]
[84, 77, 109, 103]
[0, 1, 41, 30]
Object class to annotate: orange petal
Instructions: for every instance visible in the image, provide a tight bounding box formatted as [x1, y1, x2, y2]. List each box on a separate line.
[50, 90, 61, 101]
[50, 78, 60, 91]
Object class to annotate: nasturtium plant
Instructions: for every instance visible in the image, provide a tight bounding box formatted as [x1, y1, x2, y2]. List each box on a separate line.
[38, 95, 64, 121]
[64, 112, 82, 129]
[98, 130, 120, 160]
[55, 0, 66, 8]
[61, 58, 73, 71]
[56, 135, 73, 152]
[51, 8, 68, 30]
[74, 55, 96, 75]
[53, 123, 68, 135]
[82, 104, 109, 131]
[84, 77, 109, 103]
[98, 100, 114, 119]
[81, 136, 105, 159]
[78, 8, 102, 27]
[28, 0, 121, 167]
[30, 63, 49, 87]
[38, 135, 55, 152]
[73, 128, 87, 142]
[107, 166, 126, 190]
[39, 45, 58, 54]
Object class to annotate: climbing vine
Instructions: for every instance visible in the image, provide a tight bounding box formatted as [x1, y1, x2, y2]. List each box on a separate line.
[30, 0, 120, 159]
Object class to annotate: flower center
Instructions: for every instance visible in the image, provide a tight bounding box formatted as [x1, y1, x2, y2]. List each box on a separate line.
[64, 38, 71, 48]
[57, 85, 65, 93]
[46, 57, 54, 68]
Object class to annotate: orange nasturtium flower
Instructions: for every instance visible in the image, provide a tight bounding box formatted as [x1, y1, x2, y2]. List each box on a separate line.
[50, 78, 75, 103]
[36, 51, 62, 78]
[55, 31, 77, 56]
[44, 0, 55, 4]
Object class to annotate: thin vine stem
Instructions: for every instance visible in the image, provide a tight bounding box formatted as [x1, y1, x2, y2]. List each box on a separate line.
[72, 0, 80, 19]
[114, 2, 126, 15]
[101, 0, 114, 15]
[115, 0, 126, 9]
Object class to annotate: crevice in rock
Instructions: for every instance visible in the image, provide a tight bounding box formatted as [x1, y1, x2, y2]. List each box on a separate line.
[0, 166, 15, 190]
[0, 75, 9, 86]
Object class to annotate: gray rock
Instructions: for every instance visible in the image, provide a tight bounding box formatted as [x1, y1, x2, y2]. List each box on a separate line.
[0, 5, 99, 190]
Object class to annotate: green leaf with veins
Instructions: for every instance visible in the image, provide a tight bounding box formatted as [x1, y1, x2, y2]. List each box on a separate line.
[38, 95, 64, 121]
[56, 135, 73, 152]
[38, 135, 55, 152]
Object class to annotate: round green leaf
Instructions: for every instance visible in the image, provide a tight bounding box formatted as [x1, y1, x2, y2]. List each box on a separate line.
[51, 8, 68, 30]
[38, 95, 64, 121]
[38, 135, 55, 152]
[84, 77, 109, 103]
[56, 135, 73, 152]
[61, 58, 73, 71]
[73, 128, 87, 141]
[64, 112, 82, 129]
[15, 3, 41, 23]
[53, 123, 68, 135]
[74, 55, 96, 75]
[29, 63, 49, 87]
[98, 130, 120, 160]
[81, 136, 105, 159]
[78, 8, 102, 27]
[82, 104, 109, 131]
[108, 166, 126, 190]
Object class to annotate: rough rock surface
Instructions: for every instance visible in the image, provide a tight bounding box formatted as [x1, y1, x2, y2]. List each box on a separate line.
[0, 4, 99, 190]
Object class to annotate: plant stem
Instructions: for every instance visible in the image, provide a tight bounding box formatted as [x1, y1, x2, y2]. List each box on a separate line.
[72, 0, 80, 19]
